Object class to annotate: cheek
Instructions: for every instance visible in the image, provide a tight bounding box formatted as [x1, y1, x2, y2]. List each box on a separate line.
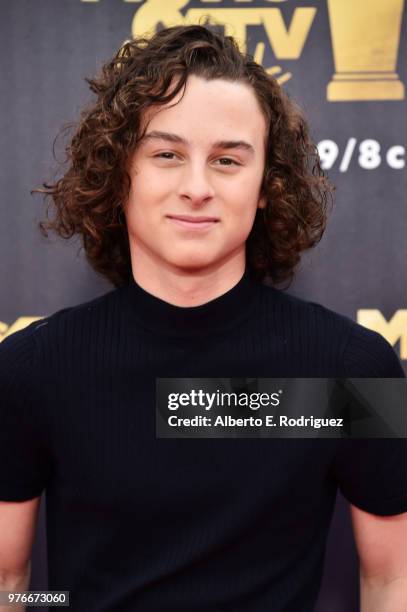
[126, 176, 166, 220]
[225, 172, 263, 206]
[128, 176, 156, 203]
[228, 192, 260, 225]
[224, 210, 257, 247]
[127, 158, 170, 200]
[224, 197, 259, 243]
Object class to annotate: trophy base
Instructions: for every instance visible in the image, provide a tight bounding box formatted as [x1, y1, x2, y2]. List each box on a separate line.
[327, 78, 405, 101]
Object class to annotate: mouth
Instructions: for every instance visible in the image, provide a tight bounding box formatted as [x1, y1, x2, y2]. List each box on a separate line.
[166, 215, 220, 230]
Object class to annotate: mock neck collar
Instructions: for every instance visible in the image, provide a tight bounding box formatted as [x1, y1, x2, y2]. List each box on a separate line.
[121, 265, 260, 339]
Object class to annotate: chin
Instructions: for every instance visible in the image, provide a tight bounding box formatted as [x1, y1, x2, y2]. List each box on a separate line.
[168, 258, 216, 273]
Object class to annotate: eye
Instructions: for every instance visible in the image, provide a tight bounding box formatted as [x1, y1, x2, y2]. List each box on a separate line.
[152, 153, 240, 166]
[215, 158, 240, 166]
[153, 152, 177, 160]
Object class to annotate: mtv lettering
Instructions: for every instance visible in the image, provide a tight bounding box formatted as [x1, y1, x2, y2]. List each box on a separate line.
[358, 309, 407, 360]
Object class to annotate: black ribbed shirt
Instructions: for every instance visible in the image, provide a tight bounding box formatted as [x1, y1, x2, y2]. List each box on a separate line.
[1, 267, 406, 611]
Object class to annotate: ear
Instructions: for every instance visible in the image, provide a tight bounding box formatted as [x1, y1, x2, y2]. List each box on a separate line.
[257, 195, 267, 210]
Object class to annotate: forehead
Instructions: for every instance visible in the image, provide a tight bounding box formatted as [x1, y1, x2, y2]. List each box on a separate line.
[140, 75, 268, 148]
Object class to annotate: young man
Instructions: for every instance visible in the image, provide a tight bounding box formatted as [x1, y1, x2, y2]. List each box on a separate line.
[1, 25, 407, 612]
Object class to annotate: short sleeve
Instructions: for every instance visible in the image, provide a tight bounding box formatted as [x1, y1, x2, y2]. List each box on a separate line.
[332, 438, 407, 515]
[0, 324, 53, 501]
[333, 323, 407, 515]
[343, 322, 405, 377]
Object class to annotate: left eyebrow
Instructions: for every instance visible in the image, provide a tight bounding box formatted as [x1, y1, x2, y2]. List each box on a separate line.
[140, 130, 255, 155]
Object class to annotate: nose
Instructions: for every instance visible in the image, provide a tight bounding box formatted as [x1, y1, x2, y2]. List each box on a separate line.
[176, 159, 215, 206]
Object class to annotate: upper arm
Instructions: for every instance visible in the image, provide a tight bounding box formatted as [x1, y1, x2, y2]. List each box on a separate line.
[0, 327, 53, 502]
[0, 496, 41, 575]
[350, 502, 407, 581]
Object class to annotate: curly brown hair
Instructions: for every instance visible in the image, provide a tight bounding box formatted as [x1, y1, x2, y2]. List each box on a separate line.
[32, 24, 334, 289]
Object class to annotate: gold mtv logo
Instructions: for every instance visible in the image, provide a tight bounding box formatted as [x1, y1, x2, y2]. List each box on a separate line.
[358, 310, 407, 361]
[0, 317, 43, 342]
[126, 0, 318, 85]
[116, 0, 405, 101]
[327, 0, 405, 101]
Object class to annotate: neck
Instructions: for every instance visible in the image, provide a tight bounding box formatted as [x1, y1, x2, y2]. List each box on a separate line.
[121, 261, 261, 339]
[130, 254, 247, 308]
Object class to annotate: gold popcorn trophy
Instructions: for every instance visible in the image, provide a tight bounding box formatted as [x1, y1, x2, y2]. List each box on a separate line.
[327, 0, 405, 101]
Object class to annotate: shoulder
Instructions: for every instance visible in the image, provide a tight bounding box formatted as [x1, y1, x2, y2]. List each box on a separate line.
[259, 283, 404, 377]
[0, 286, 120, 371]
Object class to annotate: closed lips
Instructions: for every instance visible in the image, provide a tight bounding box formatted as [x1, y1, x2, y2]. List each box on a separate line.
[167, 215, 219, 222]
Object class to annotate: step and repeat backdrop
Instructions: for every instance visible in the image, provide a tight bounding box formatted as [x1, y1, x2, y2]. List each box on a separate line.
[0, 1, 406, 611]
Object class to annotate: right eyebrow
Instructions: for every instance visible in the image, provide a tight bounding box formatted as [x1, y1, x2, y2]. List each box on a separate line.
[140, 130, 255, 155]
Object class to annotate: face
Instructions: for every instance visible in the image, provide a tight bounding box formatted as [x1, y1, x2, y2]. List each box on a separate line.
[124, 74, 267, 278]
